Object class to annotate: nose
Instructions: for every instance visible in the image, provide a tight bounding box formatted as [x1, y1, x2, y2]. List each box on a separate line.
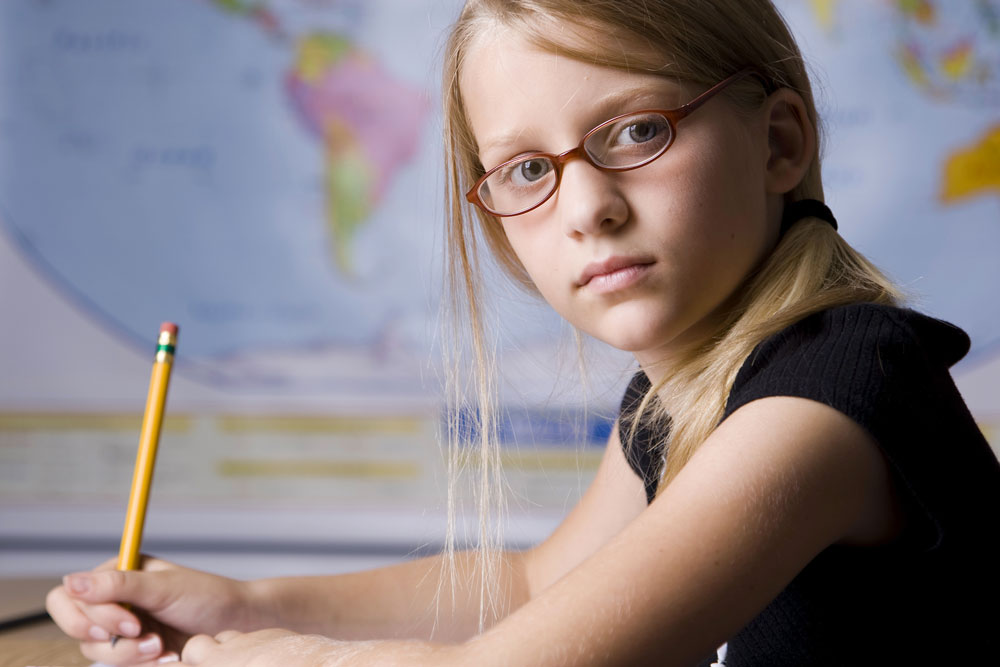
[553, 159, 629, 238]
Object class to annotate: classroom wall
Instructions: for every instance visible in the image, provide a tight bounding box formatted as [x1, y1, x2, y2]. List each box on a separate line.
[1, 0, 997, 579]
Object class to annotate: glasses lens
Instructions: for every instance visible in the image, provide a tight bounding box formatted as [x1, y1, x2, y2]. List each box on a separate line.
[479, 156, 557, 215]
[584, 112, 673, 168]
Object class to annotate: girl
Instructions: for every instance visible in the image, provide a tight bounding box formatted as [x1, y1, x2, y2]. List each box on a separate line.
[47, 1, 1000, 665]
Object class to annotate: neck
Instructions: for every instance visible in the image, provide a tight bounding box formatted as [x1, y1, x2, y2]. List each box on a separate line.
[633, 331, 711, 391]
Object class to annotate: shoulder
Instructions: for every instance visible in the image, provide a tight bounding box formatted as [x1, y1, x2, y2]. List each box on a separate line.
[725, 302, 996, 552]
[724, 302, 970, 423]
[740, 302, 969, 370]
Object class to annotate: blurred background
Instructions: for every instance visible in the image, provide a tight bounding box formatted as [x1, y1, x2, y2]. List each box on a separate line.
[1, 0, 997, 581]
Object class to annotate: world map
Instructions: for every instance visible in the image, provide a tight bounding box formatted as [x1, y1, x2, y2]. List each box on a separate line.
[0, 0, 997, 403]
[794, 0, 1000, 372]
[811, 0, 1000, 206]
[0, 0, 477, 396]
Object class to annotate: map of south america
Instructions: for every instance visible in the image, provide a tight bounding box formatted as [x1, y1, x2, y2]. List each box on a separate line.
[286, 34, 428, 275]
[213, 0, 429, 276]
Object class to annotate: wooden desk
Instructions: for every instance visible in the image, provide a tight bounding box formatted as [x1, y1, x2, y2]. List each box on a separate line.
[0, 578, 88, 667]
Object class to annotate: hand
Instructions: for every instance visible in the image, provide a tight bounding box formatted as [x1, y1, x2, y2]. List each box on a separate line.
[46, 556, 254, 666]
[181, 629, 329, 667]
[180, 629, 457, 667]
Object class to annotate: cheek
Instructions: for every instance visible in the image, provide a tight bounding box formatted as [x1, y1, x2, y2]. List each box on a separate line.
[502, 227, 583, 321]
[680, 135, 769, 246]
[634, 144, 772, 304]
[501, 224, 557, 289]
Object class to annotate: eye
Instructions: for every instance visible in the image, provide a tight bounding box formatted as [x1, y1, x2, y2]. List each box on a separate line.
[615, 118, 663, 145]
[502, 157, 553, 186]
[585, 112, 672, 167]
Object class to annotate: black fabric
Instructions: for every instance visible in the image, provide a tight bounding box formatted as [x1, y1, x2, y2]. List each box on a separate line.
[617, 303, 1000, 665]
[618, 370, 664, 504]
[779, 199, 838, 236]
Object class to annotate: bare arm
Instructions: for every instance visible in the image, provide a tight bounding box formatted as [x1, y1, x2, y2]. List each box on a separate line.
[456, 396, 901, 666]
[522, 422, 648, 597]
[248, 550, 520, 642]
[248, 424, 648, 641]
[176, 395, 901, 666]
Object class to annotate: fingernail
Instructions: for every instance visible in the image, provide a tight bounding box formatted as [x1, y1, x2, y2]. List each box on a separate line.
[158, 654, 180, 664]
[138, 636, 162, 654]
[119, 620, 141, 637]
[88, 625, 110, 641]
[64, 574, 90, 595]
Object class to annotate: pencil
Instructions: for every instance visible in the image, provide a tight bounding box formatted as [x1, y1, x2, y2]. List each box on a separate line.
[110, 322, 178, 647]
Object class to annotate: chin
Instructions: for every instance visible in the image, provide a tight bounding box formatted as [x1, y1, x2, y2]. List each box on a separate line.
[589, 323, 669, 355]
[585, 308, 701, 362]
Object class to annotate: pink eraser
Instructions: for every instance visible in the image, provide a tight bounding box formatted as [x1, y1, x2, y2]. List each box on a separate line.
[160, 322, 179, 335]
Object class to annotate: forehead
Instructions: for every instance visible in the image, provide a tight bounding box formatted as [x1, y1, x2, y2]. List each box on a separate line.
[459, 29, 685, 160]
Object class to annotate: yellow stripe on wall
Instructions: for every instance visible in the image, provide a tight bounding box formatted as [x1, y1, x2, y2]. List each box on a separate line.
[0, 413, 192, 433]
[217, 458, 421, 479]
[217, 415, 425, 435]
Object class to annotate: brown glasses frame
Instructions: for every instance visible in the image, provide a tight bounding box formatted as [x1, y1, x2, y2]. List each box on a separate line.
[465, 68, 762, 217]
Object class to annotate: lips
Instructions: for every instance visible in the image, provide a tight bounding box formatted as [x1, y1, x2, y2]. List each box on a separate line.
[577, 256, 655, 291]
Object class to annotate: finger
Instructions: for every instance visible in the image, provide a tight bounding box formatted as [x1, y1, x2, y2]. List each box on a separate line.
[181, 634, 220, 665]
[46, 585, 138, 643]
[93, 554, 171, 572]
[64, 569, 172, 612]
[132, 651, 180, 667]
[138, 555, 177, 572]
[46, 585, 99, 640]
[136, 611, 192, 655]
[93, 554, 175, 574]
[53, 580, 143, 639]
[214, 630, 242, 642]
[94, 556, 120, 571]
[79, 632, 165, 666]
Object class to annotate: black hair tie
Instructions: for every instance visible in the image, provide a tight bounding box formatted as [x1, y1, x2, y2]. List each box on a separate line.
[779, 199, 838, 236]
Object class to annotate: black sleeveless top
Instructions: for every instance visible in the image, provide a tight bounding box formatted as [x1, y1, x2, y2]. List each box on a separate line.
[618, 304, 1000, 666]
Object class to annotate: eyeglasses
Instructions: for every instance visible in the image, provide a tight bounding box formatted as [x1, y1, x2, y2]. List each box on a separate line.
[465, 69, 758, 218]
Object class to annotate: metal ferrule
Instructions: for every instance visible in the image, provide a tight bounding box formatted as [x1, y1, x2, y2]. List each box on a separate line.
[155, 330, 177, 363]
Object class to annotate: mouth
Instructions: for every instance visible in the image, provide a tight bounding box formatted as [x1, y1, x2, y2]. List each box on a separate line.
[577, 256, 655, 293]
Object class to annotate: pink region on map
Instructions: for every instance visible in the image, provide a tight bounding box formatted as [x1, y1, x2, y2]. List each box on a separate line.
[286, 51, 428, 201]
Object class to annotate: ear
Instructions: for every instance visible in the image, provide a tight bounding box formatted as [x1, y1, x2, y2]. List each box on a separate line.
[762, 88, 816, 195]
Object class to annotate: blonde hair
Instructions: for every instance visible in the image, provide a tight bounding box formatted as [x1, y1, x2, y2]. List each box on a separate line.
[440, 0, 900, 626]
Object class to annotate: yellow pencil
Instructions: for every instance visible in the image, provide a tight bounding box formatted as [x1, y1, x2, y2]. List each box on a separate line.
[110, 322, 178, 647]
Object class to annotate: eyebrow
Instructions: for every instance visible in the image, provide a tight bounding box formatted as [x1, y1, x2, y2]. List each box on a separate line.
[477, 83, 681, 159]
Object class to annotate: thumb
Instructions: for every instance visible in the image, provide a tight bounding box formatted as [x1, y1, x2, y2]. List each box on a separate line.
[63, 569, 167, 609]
